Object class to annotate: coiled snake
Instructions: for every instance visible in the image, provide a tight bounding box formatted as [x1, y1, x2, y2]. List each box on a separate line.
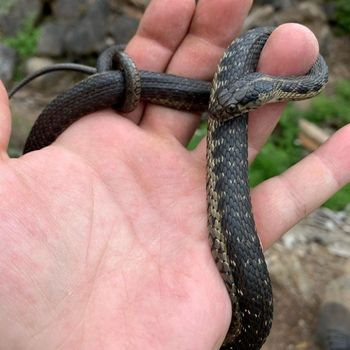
[9, 27, 328, 349]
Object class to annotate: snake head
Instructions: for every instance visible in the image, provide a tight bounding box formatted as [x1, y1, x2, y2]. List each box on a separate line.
[209, 73, 276, 121]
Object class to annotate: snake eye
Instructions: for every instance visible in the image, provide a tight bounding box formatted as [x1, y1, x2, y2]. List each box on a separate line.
[226, 103, 240, 117]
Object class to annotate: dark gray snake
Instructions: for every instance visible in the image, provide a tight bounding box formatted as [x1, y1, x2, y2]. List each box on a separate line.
[9, 27, 328, 349]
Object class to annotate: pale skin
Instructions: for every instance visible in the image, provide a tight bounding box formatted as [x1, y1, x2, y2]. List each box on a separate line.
[0, 0, 349, 349]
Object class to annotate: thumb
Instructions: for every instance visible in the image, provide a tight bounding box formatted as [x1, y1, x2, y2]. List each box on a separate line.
[0, 80, 11, 160]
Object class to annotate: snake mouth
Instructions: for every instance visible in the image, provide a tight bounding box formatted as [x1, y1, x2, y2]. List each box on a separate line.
[208, 101, 252, 121]
[209, 91, 263, 121]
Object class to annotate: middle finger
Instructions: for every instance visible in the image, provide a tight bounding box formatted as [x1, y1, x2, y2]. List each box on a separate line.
[141, 0, 253, 145]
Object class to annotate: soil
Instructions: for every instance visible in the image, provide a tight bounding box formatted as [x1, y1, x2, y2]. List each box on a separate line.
[264, 243, 347, 350]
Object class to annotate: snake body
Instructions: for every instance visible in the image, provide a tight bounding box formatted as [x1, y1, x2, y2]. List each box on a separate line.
[208, 28, 275, 349]
[11, 27, 328, 349]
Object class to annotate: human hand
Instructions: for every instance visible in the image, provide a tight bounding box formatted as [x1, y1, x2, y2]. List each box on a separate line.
[0, 0, 349, 349]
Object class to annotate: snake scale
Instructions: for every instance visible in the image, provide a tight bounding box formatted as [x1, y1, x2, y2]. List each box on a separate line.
[9, 27, 328, 349]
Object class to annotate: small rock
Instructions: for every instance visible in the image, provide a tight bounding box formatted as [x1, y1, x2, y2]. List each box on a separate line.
[107, 0, 123, 12]
[64, 19, 106, 55]
[268, 248, 315, 304]
[0, 44, 17, 85]
[298, 2, 328, 22]
[343, 225, 350, 235]
[24, 56, 60, 90]
[316, 275, 350, 350]
[63, 0, 110, 55]
[246, 2, 331, 54]
[52, 0, 91, 22]
[308, 208, 345, 231]
[295, 340, 312, 350]
[36, 22, 66, 57]
[253, 0, 297, 10]
[25, 56, 55, 75]
[322, 275, 350, 307]
[271, 1, 328, 25]
[244, 5, 275, 30]
[281, 225, 308, 249]
[328, 242, 350, 258]
[345, 204, 350, 215]
[346, 261, 350, 275]
[128, 0, 150, 10]
[109, 15, 139, 45]
[0, 0, 41, 36]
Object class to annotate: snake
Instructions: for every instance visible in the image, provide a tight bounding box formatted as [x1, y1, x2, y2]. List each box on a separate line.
[9, 26, 328, 349]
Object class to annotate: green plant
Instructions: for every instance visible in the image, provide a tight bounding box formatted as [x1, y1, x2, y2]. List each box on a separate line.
[302, 81, 350, 128]
[187, 121, 207, 150]
[249, 103, 302, 187]
[328, 0, 350, 34]
[0, 16, 41, 81]
[324, 184, 350, 211]
[250, 80, 350, 210]
[0, 0, 15, 16]
[1, 17, 40, 60]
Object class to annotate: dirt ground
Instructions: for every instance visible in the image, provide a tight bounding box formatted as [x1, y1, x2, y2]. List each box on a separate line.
[264, 243, 348, 350]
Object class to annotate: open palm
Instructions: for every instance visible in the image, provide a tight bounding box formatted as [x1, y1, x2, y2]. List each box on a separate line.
[0, 1, 349, 349]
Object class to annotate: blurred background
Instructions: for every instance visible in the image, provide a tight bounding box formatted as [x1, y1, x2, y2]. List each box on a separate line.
[0, 0, 349, 349]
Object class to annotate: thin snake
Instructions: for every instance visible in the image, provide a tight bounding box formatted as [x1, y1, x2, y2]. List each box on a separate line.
[9, 27, 328, 349]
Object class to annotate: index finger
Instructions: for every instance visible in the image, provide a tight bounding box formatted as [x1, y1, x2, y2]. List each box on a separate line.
[123, 0, 197, 123]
